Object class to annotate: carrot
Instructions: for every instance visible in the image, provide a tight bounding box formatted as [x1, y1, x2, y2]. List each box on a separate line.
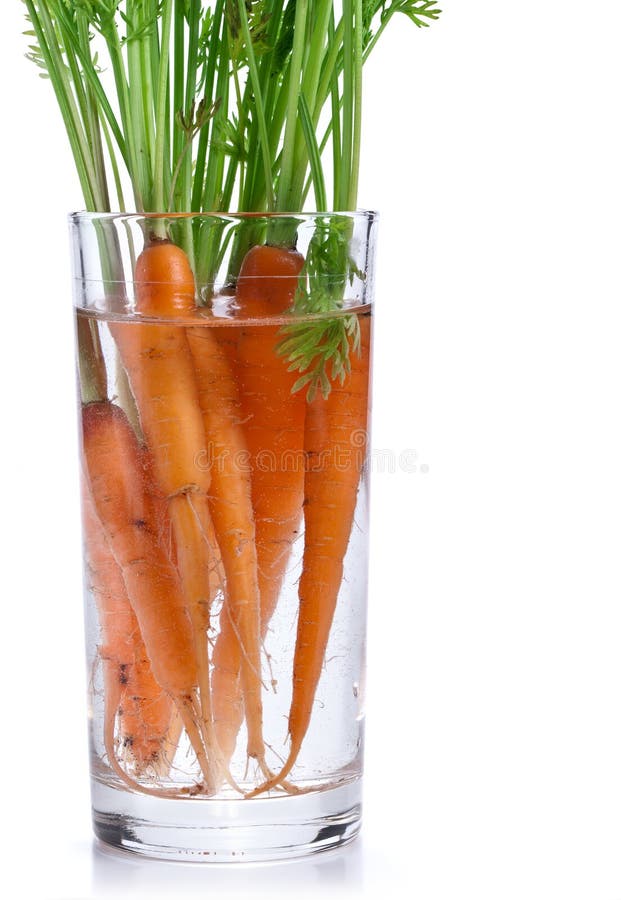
[198, 502, 226, 629]
[248, 313, 372, 796]
[112, 238, 267, 787]
[237, 246, 306, 631]
[235, 244, 306, 317]
[209, 244, 306, 766]
[144, 442, 224, 615]
[109, 240, 226, 787]
[82, 482, 174, 774]
[186, 324, 267, 774]
[117, 653, 177, 771]
[81, 400, 213, 793]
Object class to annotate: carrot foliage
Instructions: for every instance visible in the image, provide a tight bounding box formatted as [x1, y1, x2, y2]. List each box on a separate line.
[277, 216, 361, 400]
[23, 0, 441, 387]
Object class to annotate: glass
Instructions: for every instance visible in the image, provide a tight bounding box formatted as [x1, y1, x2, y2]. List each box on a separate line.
[71, 211, 377, 861]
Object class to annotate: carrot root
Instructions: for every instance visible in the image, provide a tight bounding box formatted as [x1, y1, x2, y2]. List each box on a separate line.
[82, 400, 215, 791]
[248, 315, 371, 797]
[209, 244, 306, 776]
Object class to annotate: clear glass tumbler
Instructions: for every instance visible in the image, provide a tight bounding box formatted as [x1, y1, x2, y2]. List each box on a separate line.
[72, 211, 376, 861]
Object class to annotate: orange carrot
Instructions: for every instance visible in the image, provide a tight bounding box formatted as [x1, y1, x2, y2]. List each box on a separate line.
[109, 240, 225, 787]
[186, 324, 266, 772]
[118, 653, 177, 771]
[197, 503, 226, 628]
[112, 238, 265, 786]
[209, 244, 305, 765]
[144, 433, 223, 620]
[237, 247, 306, 631]
[140, 447, 219, 775]
[82, 481, 174, 774]
[249, 313, 372, 796]
[81, 400, 212, 792]
[235, 244, 306, 317]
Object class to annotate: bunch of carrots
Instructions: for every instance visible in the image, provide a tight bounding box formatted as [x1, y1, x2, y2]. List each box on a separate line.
[81, 233, 370, 796]
[25, 0, 441, 796]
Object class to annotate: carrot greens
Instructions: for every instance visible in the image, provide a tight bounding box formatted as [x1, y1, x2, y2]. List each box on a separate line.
[24, 0, 440, 312]
[23, 0, 441, 215]
[24, 0, 441, 388]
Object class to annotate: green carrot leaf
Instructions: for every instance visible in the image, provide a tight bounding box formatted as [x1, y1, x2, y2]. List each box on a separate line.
[277, 215, 362, 400]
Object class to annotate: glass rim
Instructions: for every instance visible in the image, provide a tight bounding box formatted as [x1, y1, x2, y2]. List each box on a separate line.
[68, 209, 379, 224]
[71, 208, 377, 316]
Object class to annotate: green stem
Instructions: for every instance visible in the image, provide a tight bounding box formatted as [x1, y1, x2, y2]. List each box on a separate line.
[172, 0, 186, 201]
[298, 93, 327, 211]
[51, 0, 128, 168]
[150, 11, 172, 209]
[77, 316, 108, 404]
[363, 10, 393, 62]
[232, 62, 246, 206]
[201, 24, 229, 211]
[315, 16, 344, 123]
[60, 24, 90, 145]
[153, 0, 174, 216]
[76, 10, 110, 210]
[340, 0, 354, 210]
[25, 3, 110, 404]
[127, 1, 152, 208]
[241, 0, 284, 210]
[195, 22, 231, 285]
[140, 15, 157, 184]
[237, 0, 275, 211]
[349, 0, 364, 209]
[300, 115, 331, 206]
[105, 23, 144, 209]
[100, 113, 126, 212]
[182, 0, 201, 216]
[28, 1, 101, 209]
[276, 0, 309, 211]
[300, 0, 332, 112]
[191, 0, 225, 212]
[168, 138, 192, 212]
[288, 0, 332, 206]
[329, 11, 342, 209]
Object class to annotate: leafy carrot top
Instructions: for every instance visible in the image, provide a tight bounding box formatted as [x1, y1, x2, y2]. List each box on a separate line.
[24, 0, 441, 385]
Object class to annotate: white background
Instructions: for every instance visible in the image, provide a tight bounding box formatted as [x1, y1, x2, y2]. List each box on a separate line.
[2, 2, 621, 898]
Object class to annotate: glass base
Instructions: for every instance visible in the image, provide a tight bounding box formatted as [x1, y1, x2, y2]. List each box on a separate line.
[91, 778, 362, 862]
